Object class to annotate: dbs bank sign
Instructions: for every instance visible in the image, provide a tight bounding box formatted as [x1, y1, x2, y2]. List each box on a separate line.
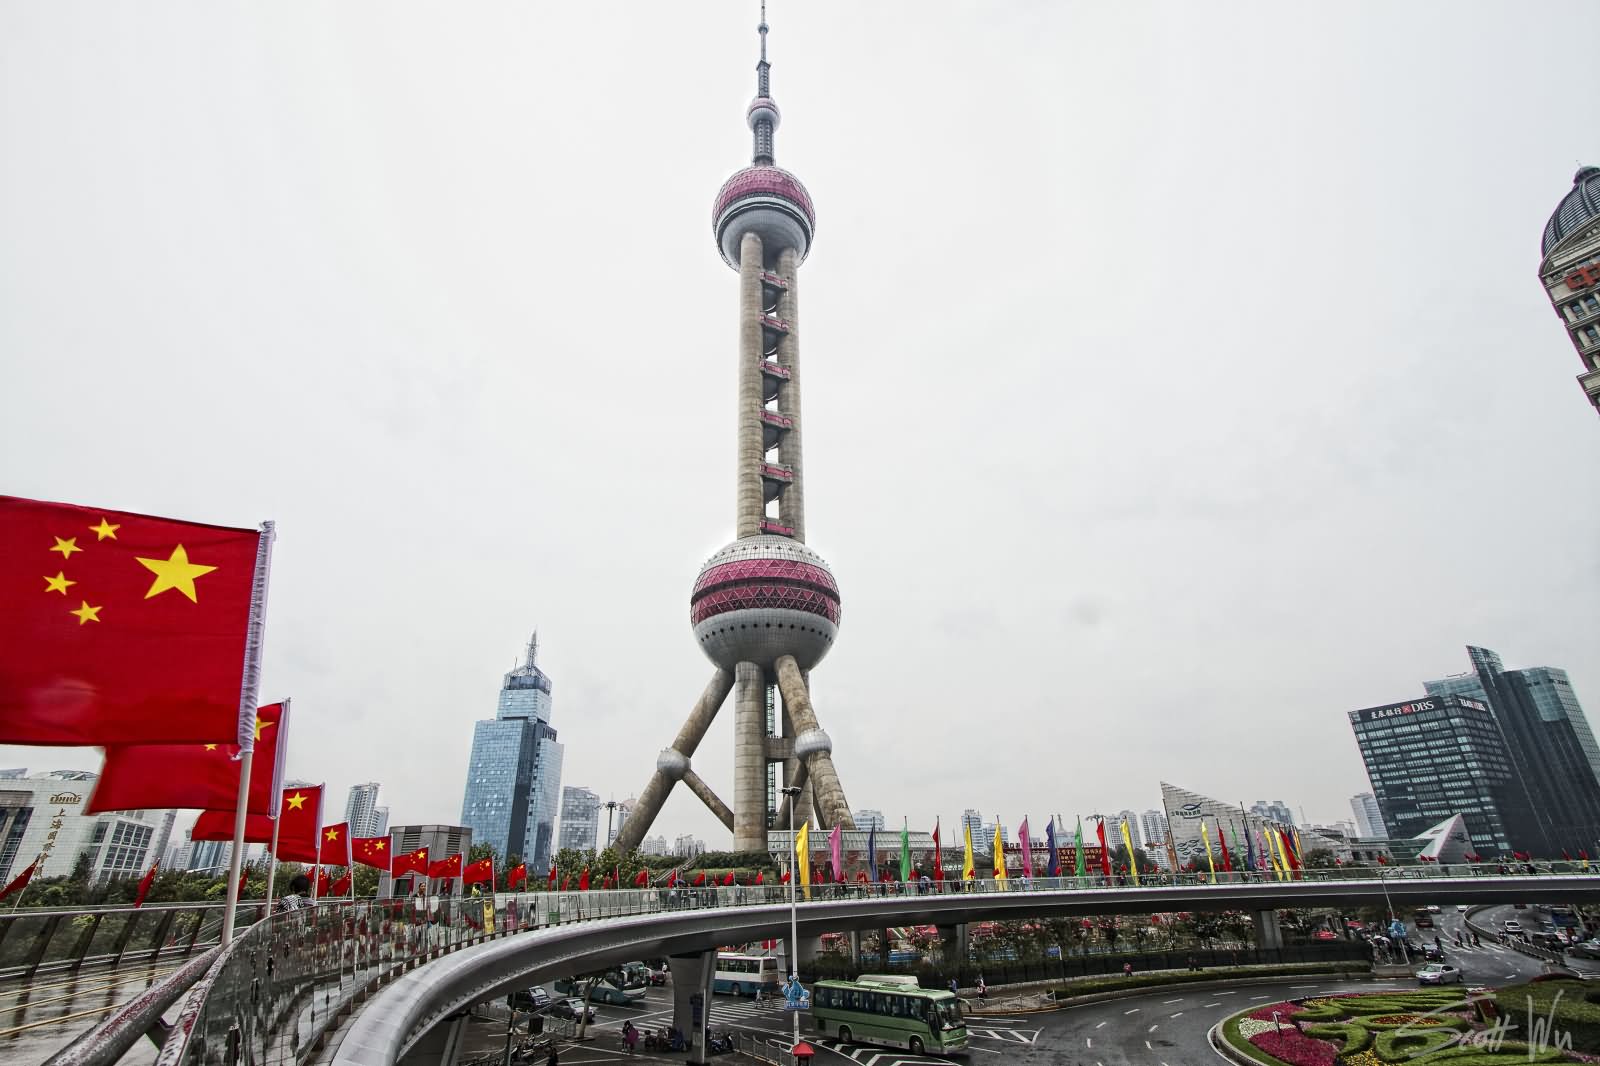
[1361, 699, 1435, 723]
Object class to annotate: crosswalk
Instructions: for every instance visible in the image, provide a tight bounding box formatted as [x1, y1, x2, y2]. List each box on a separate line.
[807, 1036, 952, 1066]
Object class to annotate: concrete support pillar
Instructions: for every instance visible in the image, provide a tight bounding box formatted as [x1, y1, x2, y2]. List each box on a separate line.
[733, 662, 769, 851]
[616, 669, 734, 852]
[1253, 909, 1284, 951]
[879, 927, 893, 968]
[668, 950, 717, 1064]
[847, 930, 861, 967]
[937, 923, 969, 967]
[397, 1013, 467, 1066]
[775, 247, 805, 542]
[774, 656, 853, 829]
[737, 232, 766, 538]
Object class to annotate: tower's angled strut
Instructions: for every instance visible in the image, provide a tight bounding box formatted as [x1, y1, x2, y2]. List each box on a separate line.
[774, 654, 853, 829]
[614, 669, 734, 851]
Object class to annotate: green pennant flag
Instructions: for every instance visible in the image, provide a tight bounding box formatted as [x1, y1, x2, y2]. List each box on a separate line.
[1073, 816, 1086, 877]
[899, 818, 911, 881]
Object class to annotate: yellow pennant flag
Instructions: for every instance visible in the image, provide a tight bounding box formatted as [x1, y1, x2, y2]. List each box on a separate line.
[962, 823, 976, 881]
[1199, 821, 1218, 884]
[795, 821, 811, 901]
[1119, 818, 1140, 886]
[992, 824, 1008, 881]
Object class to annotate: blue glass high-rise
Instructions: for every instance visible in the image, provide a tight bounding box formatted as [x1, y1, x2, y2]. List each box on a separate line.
[460, 635, 565, 874]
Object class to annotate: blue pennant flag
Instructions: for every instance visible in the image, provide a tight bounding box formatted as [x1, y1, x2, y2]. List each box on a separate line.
[867, 824, 878, 881]
[1045, 819, 1060, 877]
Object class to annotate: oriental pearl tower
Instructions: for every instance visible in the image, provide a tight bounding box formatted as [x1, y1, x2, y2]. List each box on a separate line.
[614, 6, 854, 853]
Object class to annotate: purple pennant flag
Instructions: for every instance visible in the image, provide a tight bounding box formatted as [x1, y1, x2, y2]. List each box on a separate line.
[1019, 817, 1033, 878]
[829, 824, 843, 884]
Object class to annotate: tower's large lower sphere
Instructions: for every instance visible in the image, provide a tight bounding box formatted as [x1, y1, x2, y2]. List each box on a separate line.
[691, 535, 839, 671]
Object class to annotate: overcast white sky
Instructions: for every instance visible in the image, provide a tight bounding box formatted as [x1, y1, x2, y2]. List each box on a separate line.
[3, 3, 1596, 848]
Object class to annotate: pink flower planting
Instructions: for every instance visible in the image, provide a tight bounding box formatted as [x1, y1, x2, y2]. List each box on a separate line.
[1248, 1028, 1338, 1066]
[1248, 1001, 1304, 1021]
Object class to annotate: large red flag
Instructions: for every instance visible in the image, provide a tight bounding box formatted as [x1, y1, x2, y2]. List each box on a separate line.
[392, 847, 429, 879]
[667, 869, 678, 887]
[0, 857, 39, 903]
[692, 871, 706, 887]
[463, 857, 494, 885]
[1216, 822, 1233, 873]
[578, 868, 590, 891]
[633, 869, 650, 887]
[89, 702, 289, 814]
[1095, 818, 1112, 877]
[0, 496, 270, 747]
[429, 854, 463, 879]
[320, 822, 352, 868]
[330, 871, 352, 896]
[933, 819, 944, 881]
[315, 867, 333, 897]
[133, 861, 160, 907]
[191, 784, 323, 863]
[722, 870, 736, 886]
[352, 836, 392, 872]
[507, 863, 527, 889]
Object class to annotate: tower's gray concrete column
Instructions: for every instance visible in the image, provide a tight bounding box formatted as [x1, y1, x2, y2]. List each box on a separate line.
[733, 662, 769, 851]
[1253, 909, 1284, 950]
[937, 924, 969, 968]
[775, 246, 805, 542]
[668, 950, 716, 1063]
[737, 232, 766, 538]
[775, 655, 853, 829]
[616, 669, 734, 851]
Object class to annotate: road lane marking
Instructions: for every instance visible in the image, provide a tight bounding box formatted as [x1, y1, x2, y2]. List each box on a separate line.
[1094, 1021, 1105, 1029]
[1290, 985, 1316, 989]
[1124, 1007, 1140, 1014]
[1215, 991, 1236, 996]
[1145, 1040, 1153, 1049]
[1251, 995, 1270, 1000]
[1203, 1002, 1221, 1008]
[966, 1047, 1000, 1055]
[1163, 997, 1184, 1003]
[1170, 1011, 1183, 1018]
[1086, 1037, 1093, 1047]
[1148, 1024, 1158, 1033]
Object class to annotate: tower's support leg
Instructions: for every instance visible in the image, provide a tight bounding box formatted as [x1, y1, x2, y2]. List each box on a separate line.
[615, 669, 734, 852]
[736, 232, 766, 538]
[937, 924, 969, 968]
[781, 697, 816, 830]
[774, 655, 854, 829]
[779, 760, 810, 827]
[775, 246, 805, 542]
[734, 662, 769, 851]
[681, 770, 735, 832]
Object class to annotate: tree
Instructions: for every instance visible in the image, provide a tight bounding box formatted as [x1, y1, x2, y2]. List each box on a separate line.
[1303, 848, 1338, 869]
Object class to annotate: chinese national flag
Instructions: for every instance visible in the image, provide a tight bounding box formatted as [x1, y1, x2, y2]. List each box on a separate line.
[780, 871, 790, 884]
[353, 836, 392, 872]
[133, 862, 160, 907]
[560, 876, 570, 891]
[88, 702, 289, 815]
[633, 869, 649, 887]
[0, 857, 39, 903]
[191, 784, 323, 863]
[578, 868, 590, 891]
[315, 867, 332, 896]
[547, 864, 557, 887]
[0, 496, 269, 746]
[755, 871, 764, 885]
[666, 869, 678, 887]
[692, 871, 706, 886]
[463, 857, 493, 885]
[722, 871, 736, 886]
[392, 847, 429, 878]
[507, 863, 527, 889]
[330, 871, 351, 895]
[429, 854, 462, 879]
[320, 822, 352, 868]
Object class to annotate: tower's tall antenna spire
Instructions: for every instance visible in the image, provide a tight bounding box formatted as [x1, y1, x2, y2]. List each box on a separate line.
[525, 629, 539, 667]
[750, 1, 778, 164]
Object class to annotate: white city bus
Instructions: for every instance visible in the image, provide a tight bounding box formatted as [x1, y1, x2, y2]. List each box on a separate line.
[712, 953, 782, 997]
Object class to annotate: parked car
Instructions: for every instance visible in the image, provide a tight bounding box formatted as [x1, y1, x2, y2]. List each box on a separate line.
[552, 998, 596, 1023]
[1568, 938, 1600, 960]
[512, 986, 550, 1012]
[1530, 932, 1566, 951]
[1312, 930, 1339, 942]
[647, 966, 669, 986]
[1416, 963, 1463, 985]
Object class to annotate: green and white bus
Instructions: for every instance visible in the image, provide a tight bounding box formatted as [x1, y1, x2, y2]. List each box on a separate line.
[811, 977, 967, 1056]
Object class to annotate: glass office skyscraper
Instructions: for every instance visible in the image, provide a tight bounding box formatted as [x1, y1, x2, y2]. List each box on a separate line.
[460, 635, 565, 873]
[1425, 647, 1600, 856]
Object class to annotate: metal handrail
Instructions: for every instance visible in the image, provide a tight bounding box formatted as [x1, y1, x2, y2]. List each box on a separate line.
[43, 947, 222, 1066]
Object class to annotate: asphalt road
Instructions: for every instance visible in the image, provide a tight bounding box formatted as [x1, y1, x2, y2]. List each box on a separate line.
[455, 901, 1573, 1066]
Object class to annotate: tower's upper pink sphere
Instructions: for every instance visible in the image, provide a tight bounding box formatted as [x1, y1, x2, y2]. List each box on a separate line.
[713, 165, 815, 269]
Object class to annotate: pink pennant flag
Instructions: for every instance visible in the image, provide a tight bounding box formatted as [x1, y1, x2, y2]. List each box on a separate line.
[1019, 817, 1034, 879]
[829, 824, 843, 884]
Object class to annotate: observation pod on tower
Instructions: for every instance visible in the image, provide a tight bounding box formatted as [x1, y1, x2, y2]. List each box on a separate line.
[613, 4, 856, 856]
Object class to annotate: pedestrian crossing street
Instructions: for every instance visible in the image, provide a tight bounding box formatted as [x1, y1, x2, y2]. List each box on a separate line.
[805, 1037, 955, 1066]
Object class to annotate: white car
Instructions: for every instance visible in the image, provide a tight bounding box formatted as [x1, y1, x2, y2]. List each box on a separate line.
[1417, 963, 1463, 985]
[1456, 904, 1468, 912]
[1503, 920, 1524, 935]
[1427, 905, 1442, 913]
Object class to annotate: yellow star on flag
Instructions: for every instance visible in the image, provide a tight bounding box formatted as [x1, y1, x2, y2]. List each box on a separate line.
[90, 518, 120, 541]
[70, 601, 102, 625]
[51, 536, 82, 558]
[43, 572, 75, 595]
[204, 744, 219, 751]
[325, 827, 340, 841]
[374, 840, 386, 850]
[136, 545, 217, 602]
[286, 792, 307, 811]
[254, 716, 276, 742]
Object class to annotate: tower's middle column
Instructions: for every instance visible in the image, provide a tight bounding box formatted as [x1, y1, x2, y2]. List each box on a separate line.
[736, 232, 767, 538]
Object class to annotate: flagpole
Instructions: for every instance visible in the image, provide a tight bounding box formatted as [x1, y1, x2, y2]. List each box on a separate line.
[220, 750, 254, 944]
[264, 814, 281, 915]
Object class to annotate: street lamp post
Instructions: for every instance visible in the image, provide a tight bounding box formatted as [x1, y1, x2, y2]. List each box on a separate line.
[780, 785, 802, 1049]
[1378, 865, 1409, 966]
[604, 799, 619, 849]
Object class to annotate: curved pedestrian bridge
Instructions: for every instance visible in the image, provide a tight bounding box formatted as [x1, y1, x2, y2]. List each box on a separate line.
[39, 869, 1600, 1066]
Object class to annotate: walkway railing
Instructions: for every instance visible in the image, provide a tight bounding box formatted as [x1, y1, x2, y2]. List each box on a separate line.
[0, 901, 243, 983]
[45, 864, 1600, 1066]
